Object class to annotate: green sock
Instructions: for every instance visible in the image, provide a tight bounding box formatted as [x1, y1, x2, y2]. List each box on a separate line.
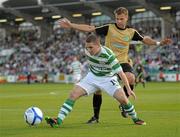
[123, 101, 138, 120]
[57, 118, 62, 125]
[57, 99, 75, 125]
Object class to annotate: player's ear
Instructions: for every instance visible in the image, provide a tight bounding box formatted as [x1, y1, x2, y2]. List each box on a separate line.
[96, 35, 100, 44]
[126, 15, 129, 21]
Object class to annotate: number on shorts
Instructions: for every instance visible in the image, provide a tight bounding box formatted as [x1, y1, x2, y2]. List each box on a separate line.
[110, 79, 118, 86]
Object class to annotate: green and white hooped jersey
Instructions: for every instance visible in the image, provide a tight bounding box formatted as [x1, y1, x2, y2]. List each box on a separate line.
[85, 46, 122, 76]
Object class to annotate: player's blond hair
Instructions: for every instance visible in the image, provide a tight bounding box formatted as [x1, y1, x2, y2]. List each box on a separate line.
[114, 7, 128, 16]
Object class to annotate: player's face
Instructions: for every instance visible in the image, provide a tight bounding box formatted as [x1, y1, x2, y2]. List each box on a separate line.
[115, 13, 128, 29]
[85, 42, 100, 56]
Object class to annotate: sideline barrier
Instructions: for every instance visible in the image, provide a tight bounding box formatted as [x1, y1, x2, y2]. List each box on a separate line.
[0, 76, 7, 83]
[0, 72, 179, 83]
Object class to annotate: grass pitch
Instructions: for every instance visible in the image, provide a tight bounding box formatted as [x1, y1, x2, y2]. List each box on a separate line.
[0, 82, 180, 137]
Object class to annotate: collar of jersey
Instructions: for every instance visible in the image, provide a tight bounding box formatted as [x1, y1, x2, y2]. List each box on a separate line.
[115, 23, 126, 30]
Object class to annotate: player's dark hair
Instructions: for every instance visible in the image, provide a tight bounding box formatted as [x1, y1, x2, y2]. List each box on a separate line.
[86, 33, 100, 43]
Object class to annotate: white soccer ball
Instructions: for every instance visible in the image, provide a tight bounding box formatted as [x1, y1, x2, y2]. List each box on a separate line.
[24, 107, 43, 126]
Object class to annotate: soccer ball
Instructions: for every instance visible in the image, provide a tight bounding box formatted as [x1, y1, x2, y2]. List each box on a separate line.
[24, 106, 43, 126]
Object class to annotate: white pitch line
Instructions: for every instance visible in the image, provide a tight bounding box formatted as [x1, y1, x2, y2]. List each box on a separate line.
[0, 90, 65, 98]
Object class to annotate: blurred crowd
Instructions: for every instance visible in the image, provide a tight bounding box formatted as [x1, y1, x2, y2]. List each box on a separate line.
[131, 25, 179, 72]
[0, 24, 179, 77]
[0, 29, 87, 75]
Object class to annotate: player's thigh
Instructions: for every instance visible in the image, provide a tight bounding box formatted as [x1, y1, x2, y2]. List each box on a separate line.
[69, 85, 87, 100]
[125, 72, 135, 84]
[76, 73, 99, 96]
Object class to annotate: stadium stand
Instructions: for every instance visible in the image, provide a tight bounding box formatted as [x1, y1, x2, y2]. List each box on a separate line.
[0, 0, 179, 83]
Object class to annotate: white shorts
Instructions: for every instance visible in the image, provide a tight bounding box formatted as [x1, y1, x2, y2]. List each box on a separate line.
[76, 72, 122, 96]
[73, 74, 82, 83]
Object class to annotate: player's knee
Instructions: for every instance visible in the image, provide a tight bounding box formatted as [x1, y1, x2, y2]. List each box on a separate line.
[125, 73, 135, 84]
[114, 89, 129, 104]
[129, 77, 135, 84]
[69, 91, 81, 100]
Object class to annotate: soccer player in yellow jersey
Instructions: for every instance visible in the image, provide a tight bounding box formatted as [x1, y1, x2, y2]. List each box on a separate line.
[59, 7, 172, 123]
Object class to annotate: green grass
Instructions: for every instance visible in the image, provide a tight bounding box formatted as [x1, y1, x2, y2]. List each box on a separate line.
[0, 82, 180, 137]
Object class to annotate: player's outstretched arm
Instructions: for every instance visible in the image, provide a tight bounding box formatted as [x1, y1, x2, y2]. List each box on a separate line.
[58, 18, 96, 32]
[118, 71, 136, 100]
[142, 36, 172, 46]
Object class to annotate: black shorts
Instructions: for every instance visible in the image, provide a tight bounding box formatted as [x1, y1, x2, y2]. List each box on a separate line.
[117, 63, 134, 81]
[120, 63, 134, 74]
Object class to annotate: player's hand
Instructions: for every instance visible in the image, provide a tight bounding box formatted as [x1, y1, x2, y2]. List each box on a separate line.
[58, 18, 72, 28]
[127, 89, 136, 100]
[160, 38, 173, 45]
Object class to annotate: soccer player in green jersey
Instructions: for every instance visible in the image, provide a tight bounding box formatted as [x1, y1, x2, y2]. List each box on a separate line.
[58, 7, 172, 123]
[135, 63, 146, 88]
[45, 34, 146, 127]
[70, 56, 82, 83]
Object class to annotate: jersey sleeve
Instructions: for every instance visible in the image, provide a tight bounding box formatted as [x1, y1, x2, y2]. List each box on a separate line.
[108, 55, 123, 74]
[112, 62, 123, 74]
[95, 25, 109, 36]
[132, 30, 144, 41]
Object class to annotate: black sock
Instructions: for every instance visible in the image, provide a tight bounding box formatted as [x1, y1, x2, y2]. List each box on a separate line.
[130, 84, 134, 90]
[123, 85, 134, 98]
[142, 81, 145, 87]
[93, 94, 102, 119]
[123, 86, 129, 97]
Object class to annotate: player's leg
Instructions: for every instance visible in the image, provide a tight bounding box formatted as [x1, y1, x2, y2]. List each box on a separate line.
[119, 63, 135, 118]
[140, 77, 146, 88]
[86, 90, 102, 124]
[57, 85, 88, 124]
[135, 74, 140, 87]
[46, 73, 98, 127]
[137, 72, 145, 87]
[113, 89, 146, 125]
[121, 71, 135, 118]
[45, 85, 87, 127]
[121, 63, 135, 96]
[100, 75, 146, 125]
[123, 72, 135, 97]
